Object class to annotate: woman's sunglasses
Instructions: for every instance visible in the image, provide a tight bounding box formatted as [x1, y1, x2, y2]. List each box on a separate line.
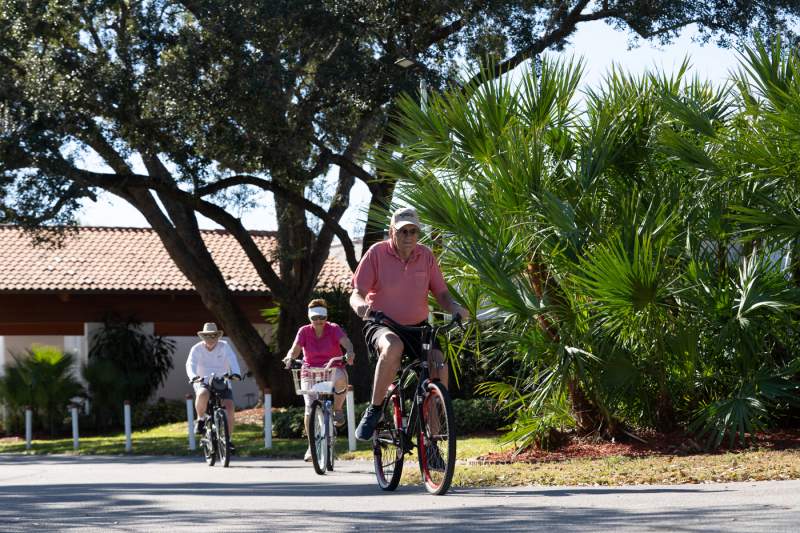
[310, 315, 326, 321]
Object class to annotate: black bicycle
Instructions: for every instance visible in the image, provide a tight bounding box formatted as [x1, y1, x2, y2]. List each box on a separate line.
[191, 373, 237, 468]
[369, 312, 463, 495]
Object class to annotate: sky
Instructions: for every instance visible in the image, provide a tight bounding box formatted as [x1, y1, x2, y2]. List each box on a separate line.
[76, 19, 745, 234]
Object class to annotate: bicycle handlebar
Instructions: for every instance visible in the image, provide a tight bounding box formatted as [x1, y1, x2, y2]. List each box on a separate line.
[286, 354, 348, 370]
[189, 372, 241, 384]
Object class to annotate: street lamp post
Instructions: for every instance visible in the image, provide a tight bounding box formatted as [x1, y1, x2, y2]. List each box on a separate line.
[395, 57, 428, 111]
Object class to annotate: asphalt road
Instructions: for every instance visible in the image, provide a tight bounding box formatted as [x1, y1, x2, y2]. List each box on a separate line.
[1, 454, 798, 532]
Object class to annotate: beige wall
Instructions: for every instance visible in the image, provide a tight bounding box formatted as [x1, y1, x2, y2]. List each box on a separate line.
[3, 336, 73, 360]
[0, 323, 271, 409]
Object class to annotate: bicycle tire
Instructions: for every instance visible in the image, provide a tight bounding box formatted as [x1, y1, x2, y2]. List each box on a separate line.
[215, 409, 231, 468]
[308, 400, 327, 475]
[373, 386, 404, 491]
[418, 381, 456, 495]
[326, 407, 335, 472]
[201, 420, 216, 467]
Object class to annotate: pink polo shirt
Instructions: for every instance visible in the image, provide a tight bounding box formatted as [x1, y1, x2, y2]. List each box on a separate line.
[293, 322, 346, 367]
[352, 240, 448, 325]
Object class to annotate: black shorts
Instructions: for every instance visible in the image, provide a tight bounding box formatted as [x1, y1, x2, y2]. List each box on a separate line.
[193, 381, 233, 401]
[363, 320, 442, 362]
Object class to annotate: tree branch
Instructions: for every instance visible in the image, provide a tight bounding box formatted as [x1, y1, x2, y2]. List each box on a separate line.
[462, 0, 600, 87]
[197, 174, 359, 270]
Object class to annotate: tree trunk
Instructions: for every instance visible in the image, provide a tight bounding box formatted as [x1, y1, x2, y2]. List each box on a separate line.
[276, 301, 307, 406]
[362, 176, 395, 255]
[120, 187, 294, 404]
[567, 378, 608, 436]
[347, 308, 374, 403]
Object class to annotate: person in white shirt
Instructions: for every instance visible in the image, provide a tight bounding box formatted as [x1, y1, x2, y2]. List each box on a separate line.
[186, 323, 242, 441]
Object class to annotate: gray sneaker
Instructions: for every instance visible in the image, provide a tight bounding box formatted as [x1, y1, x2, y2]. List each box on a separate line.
[355, 405, 382, 441]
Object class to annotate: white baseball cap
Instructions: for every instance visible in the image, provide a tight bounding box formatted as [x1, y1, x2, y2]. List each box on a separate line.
[390, 207, 421, 230]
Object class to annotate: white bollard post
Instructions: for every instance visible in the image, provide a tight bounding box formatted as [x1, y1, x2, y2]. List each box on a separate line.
[71, 405, 79, 451]
[24, 407, 32, 451]
[185, 394, 196, 451]
[263, 389, 272, 449]
[346, 385, 356, 451]
[123, 401, 132, 452]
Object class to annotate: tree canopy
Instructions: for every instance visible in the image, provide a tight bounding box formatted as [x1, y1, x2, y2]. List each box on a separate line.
[2, 1, 800, 402]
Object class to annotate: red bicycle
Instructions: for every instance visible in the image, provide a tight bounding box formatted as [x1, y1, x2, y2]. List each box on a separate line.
[368, 312, 463, 495]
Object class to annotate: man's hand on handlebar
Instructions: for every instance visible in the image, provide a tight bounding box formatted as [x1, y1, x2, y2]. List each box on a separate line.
[229, 373, 242, 381]
[356, 302, 374, 320]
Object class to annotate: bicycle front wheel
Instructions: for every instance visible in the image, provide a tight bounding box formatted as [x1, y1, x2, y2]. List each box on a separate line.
[373, 386, 404, 491]
[308, 400, 327, 475]
[326, 407, 335, 472]
[215, 409, 231, 468]
[418, 381, 456, 495]
[201, 421, 216, 467]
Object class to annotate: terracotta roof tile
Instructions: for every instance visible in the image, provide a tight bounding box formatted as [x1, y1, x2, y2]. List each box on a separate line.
[0, 226, 352, 294]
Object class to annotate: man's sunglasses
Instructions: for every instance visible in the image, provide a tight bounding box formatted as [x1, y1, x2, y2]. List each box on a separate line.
[397, 227, 419, 236]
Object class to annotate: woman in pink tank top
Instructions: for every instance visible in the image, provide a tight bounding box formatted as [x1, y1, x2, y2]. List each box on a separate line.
[282, 298, 355, 461]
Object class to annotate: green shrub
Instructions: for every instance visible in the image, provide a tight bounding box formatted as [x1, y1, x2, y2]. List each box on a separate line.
[132, 398, 187, 428]
[84, 315, 175, 430]
[452, 397, 505, 435]
[0, 344, 83, 436]
[271, 406, 306, 438]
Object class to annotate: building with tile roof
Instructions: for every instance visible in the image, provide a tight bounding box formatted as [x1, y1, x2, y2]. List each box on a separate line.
[0, 225, 352, 406]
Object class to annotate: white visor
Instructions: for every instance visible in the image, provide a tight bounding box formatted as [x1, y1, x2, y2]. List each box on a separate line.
[308, 306, 328, 318]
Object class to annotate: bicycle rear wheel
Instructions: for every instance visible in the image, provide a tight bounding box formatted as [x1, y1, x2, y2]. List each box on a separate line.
[418, 381, 456, 495]
[308, 400, 327, 475]
[373, 386, 404, 491]
[215, 409, 231, 468]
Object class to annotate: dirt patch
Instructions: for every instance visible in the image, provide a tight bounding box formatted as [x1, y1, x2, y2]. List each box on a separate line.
[236, 407, 273, 426]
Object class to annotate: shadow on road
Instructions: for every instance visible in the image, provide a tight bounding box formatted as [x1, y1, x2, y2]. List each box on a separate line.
[0, 455, 796, 532]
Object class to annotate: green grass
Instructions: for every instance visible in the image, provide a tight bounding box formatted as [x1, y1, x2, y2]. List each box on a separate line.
[0, 422, 372, 458]
[3, 423, 799, 487]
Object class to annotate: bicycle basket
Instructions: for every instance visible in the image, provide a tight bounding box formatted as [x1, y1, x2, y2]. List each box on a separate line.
[291, 367, 335, 395]
[210, 377, 228, 393]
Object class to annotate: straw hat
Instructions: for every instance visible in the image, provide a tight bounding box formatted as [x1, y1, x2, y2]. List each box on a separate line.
[197, 322, 223, 339]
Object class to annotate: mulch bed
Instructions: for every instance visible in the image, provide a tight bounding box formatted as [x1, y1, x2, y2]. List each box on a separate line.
[235, 407, 800, 464]
[475, 429, 800, 464]
[236, 407, 277, 426]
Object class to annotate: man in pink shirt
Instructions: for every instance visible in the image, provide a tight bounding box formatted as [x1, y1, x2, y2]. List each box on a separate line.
[350, 206, 469, 440]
